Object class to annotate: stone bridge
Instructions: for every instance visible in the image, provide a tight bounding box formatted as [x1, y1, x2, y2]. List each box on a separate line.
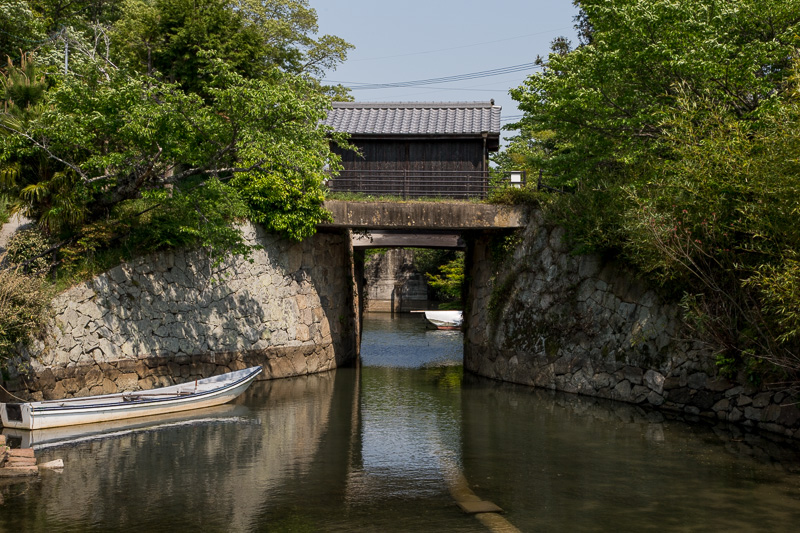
[3, 200, 799, 439]
[327, 200, 800, 438]
[322, 198, 526, 316]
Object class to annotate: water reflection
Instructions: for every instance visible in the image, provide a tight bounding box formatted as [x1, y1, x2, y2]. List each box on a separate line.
[346, 367, 462, 501]
[1, 314, 799, 532]
[0, 371, 351, 533]
[460, 376, 800, 532]
[360, 312, 463, 368]
[3, 404, 251, 450]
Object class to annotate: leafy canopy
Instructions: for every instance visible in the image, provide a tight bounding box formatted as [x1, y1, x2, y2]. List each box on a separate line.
[506, 0, 800, 382]
[1, 0, 352, 260]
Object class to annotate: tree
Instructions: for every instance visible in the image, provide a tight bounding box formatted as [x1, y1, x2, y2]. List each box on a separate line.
[1, 53, 340, 244]
[1, 0, 351, 255]
[112, 0, 268, 92]
[112, 0, 352, 94]
[512, 0, 800, 184]
[426, 254, 464, 305]
[507, 0, 800, 384]
[0, 1, 47, 63]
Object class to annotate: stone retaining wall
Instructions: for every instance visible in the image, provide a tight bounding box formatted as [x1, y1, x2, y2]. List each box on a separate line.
[364, 249, 429, 312]
[1, 224, 358, 401]
[464, 209, 800, 439]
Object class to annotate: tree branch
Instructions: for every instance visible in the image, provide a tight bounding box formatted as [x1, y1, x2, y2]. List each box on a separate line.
[0, 122, 88, 180]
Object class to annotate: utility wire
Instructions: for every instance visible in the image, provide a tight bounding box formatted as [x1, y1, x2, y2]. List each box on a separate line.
[349, 26, 574, 62]
[325, 62, 541, 90]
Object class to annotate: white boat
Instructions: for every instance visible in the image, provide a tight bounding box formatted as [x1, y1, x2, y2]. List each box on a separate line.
[423, 310, 463, 330]
[0, 366, 263, 430]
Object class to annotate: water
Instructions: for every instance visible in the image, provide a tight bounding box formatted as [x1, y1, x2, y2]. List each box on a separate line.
[2, 313, 800, 531]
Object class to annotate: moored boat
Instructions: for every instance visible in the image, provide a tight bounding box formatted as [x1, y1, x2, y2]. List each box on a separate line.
[0, 366, 263, 430]
[423, 310, 463, 330]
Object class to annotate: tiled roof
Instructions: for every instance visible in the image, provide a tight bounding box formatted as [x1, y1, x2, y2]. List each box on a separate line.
[322, 101, 501, 136]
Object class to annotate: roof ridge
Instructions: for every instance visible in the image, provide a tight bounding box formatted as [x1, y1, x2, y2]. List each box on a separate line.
[331, 101, 498, 108]
[322, 102, 502, 135]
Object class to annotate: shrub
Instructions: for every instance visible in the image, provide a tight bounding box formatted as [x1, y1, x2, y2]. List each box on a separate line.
[0, 259, 50, 365]
[488, 184, 546, 206]
[0, 195, 10, 225]
[5, 227, 54, 275]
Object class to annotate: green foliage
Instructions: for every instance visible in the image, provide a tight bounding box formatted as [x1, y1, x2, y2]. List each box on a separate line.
[1, 50, 341, 247]
[507, 0, 800, 385]
[426, 253, 464, 304]
[413, 249, 454, 278]
[0, 1, 47, 63]
[0, 0, 353, 363]
[5, 226, 54, 275]
[1, 52, 55, 223]
[112, 0, 352, 92]
[0, 194, 10, 224]
[489, 231, 522, 266]
[113, 0, 268, 93]
[0, 260, 50, 365]
[424, 365, 463, 389]
[1, 52, 47, 114]
[513, 0, 799, 184]
[127, 177, 253, 262]
[746, 259, 800, 346]
[31, 0, 124, 30]
[487, 184, 545, 206]
[55, 218, 131, 285]
[325, 191, 406, 203]
[0, 0, 350, 273]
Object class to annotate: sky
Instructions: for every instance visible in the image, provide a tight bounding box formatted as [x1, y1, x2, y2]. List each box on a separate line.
[312, 0, 579, 139]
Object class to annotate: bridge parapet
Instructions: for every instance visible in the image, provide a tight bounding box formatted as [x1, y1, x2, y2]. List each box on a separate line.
[321, 200, 526, 231]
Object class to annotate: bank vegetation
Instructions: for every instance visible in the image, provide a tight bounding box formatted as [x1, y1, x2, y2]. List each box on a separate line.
[494, 0, 800, 388]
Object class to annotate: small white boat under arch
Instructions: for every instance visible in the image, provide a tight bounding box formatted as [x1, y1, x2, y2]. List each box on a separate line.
[423, 310, 463, 330]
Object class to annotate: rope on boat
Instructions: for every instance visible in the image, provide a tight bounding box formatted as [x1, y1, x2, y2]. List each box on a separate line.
[0, 382, 29, 403]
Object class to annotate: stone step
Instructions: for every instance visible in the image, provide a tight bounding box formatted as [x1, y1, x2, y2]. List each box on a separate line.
[8, 448, 35, 458]
[7, 458, 37, 467]
[0, 466, 38, 478]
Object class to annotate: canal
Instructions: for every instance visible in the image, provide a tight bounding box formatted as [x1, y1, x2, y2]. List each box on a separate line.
[2, 313, 800, 531]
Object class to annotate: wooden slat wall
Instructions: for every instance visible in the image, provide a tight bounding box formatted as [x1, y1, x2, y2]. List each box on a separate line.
[333, 139, 484, 172]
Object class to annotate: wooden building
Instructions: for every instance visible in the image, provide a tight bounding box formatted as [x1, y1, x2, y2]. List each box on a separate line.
[322, 101, 502, 198]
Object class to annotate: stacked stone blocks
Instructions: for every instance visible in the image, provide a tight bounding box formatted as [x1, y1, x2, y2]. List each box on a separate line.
[465, 209, 800, 439]
[1, 225, 356, 401]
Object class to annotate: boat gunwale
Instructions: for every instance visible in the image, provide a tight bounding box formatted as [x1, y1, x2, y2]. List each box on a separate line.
[12, 367, 263, 414]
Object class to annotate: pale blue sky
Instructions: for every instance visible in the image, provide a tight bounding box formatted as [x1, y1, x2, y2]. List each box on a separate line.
[313, 1, 579, 134]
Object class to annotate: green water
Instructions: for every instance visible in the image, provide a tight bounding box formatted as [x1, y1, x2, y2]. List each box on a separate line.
[1, 313, 800, 531]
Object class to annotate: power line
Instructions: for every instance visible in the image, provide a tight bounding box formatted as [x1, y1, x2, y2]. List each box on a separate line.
[325, 62, 541, 90]
[347, 72, 533, 100]
[348, 26, 574, 62]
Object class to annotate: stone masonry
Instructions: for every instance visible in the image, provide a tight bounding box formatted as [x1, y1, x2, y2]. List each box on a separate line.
[364, 249, 429, 312]
[1, 224, 358, 401]
[464, 209, 800, 439]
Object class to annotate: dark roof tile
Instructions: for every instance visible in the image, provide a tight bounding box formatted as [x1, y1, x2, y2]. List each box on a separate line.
[322, 101, 501, 136]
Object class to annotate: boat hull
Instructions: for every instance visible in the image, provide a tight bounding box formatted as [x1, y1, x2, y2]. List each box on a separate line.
[423, 310, 463, 330]
[1, 366, 262, 430]
[2, 403, 249, 449]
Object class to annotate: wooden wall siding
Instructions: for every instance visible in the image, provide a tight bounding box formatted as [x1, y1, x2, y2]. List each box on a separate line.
[333, 139, 484, 172]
